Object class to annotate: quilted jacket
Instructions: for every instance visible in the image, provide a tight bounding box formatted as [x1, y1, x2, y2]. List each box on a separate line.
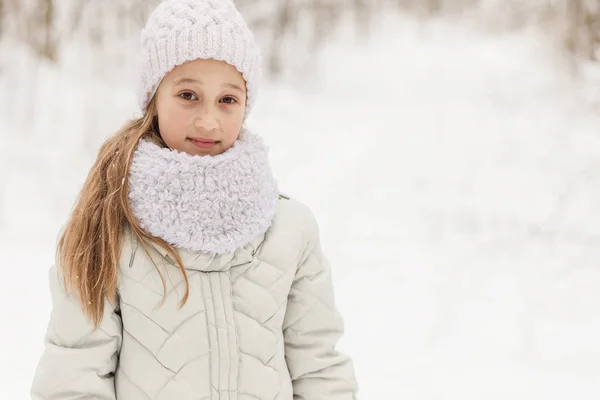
[31, 196, 358, 400]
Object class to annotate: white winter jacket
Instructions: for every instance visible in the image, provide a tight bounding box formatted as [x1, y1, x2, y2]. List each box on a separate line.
[31, 131, 358, 400]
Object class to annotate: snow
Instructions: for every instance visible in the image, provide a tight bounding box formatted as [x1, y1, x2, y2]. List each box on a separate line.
[2, 12, 600, 399]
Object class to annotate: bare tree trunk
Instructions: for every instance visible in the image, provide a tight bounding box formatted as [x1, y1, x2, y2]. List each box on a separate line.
[4, 0, 21, 39]
[41, 0, 56, 60]
[563, 0, 600, 60]
[13, 0, 58, 61]
[269, 0, 293, 77]
[309, 1, 340, 49]
[0, 0, 5, 38]
[69, 0, 91, 38]
[425, 0, 443, 14]
[583, 2, 600, 60]
[353, 0, 373, 36]
[565, 0, 583, 58]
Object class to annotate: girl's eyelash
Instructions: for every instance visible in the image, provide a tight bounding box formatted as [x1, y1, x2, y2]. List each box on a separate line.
[179, 91, 197, 101]
[177, 92, 237, 103]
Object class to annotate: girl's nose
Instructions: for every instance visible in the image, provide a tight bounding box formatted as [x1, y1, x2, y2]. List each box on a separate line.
[194, 113, 219, 132]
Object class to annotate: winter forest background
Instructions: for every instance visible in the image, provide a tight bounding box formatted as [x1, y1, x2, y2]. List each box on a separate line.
[2, 0, 600, 398]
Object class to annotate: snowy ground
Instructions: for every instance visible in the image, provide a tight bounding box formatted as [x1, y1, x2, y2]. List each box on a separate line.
[2, 13, 600, 399]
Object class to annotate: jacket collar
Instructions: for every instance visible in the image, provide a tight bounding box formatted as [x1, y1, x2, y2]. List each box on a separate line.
[147, 232, 264, 272]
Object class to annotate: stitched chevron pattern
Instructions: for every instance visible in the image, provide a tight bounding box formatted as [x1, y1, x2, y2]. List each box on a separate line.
[115, 217, 299, 400]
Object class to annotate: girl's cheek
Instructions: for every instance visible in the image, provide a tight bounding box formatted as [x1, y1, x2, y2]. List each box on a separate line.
[171, 107, 193, 125]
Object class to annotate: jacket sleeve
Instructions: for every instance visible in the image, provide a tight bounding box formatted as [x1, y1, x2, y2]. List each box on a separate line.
[31, 265, 122, 400]
[282, 208, 359, 400]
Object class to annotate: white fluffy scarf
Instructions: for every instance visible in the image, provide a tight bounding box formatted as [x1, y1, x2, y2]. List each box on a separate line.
[128, 129, 279, 255]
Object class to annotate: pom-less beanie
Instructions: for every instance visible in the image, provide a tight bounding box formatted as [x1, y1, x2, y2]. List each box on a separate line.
[138, 0, 261, 116]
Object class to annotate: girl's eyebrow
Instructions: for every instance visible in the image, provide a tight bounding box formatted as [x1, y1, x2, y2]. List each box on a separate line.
[173, 77, 246, 93]
[224, 83, 246, 94]
[173, 77, 199, 86]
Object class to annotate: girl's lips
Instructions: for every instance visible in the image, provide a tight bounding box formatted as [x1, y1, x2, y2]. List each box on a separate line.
[189, 138, 219, 149]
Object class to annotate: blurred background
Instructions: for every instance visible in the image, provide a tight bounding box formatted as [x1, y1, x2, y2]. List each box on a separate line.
[2, 0, 600, 398]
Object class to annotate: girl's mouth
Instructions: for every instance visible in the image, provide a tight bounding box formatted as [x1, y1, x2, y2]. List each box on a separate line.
[189, 137, 220, 149]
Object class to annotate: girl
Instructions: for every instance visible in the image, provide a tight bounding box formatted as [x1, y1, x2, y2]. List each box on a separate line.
[30, 0, 358, 399]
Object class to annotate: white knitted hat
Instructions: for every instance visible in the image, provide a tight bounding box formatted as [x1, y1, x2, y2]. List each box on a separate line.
[138, 0, 261, 115]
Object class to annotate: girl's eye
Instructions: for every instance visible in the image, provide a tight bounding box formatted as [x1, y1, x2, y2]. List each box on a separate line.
[221, 96, 237, 104]
[179, 92, 197, 101]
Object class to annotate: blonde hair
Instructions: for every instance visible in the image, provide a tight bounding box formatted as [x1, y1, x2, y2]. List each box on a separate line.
[57, 97, 189, 328]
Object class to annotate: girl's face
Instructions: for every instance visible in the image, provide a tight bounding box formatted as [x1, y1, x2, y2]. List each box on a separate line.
[154, 58, 247, 156]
